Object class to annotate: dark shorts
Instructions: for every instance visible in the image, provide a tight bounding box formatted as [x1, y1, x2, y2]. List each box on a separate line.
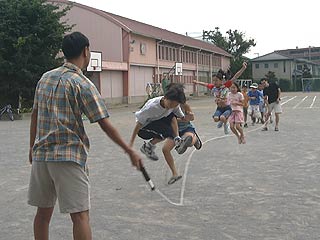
[138, 113, 175, 140]
[212, 105, 232, 119]
[179, 126, 195, 137]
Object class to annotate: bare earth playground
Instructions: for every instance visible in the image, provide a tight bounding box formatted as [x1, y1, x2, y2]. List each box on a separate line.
[0, 92, 319, 240]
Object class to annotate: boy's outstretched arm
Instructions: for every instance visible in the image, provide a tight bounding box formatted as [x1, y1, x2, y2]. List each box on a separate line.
[129, 122, 143, 147]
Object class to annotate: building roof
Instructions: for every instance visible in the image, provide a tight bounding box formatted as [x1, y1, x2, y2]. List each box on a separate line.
[49, 0, 231, 57]
[275, 46, 320, 52]
[250, 52, 292, 62]
[106, 12, 231, 57]
[251, 52, 320, 66]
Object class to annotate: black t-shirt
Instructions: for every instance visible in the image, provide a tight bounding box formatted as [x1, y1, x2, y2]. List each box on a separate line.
[263, 82, 279, 104]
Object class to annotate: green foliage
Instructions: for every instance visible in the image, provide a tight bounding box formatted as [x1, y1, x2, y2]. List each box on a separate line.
[230, 58, 252, 79]
[203, 27, 256, 78]
[278, 79, 292, 92]
[0, 0, 72, 107]
[265, 71, 277, 82]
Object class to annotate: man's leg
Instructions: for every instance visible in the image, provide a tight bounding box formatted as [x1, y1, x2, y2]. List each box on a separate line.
[71, 210, 92, 240]
[34, 207, 54, 240]
[275, 113, 280, 128]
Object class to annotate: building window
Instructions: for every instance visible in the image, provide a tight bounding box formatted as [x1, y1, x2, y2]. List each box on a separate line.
[283, 61, 286, 72]
[297, 65, 303, 70]
[161, 46, 164, 60]
[274, 63, 278, 68]
[264, 63, 269, 68]
[165, 47, 169, 60]
[140, 43, 146, 55]
[255, 63, 259, 69]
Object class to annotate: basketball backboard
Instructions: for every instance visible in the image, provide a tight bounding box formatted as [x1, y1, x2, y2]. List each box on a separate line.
[175, 62, 182, 75]
[87, 51, 102, 72]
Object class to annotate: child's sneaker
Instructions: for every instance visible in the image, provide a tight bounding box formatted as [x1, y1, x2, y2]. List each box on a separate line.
[244, 123, 248, 128]
[217, 121, 223, 128]
[194, 132, 202, 150]
[140, 141, 159, 161]
[224, 122, 230, 134]
[175, 135, 193, 154]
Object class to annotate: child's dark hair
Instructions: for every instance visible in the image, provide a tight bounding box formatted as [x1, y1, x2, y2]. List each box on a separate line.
[232, 82, 241, 92]
[62, 32, 90, 60]
[214, 69, 232, 80]
[165, 83, 186, 104]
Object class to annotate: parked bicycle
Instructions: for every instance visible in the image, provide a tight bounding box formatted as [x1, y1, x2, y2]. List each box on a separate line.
[0, 104, 14, 121]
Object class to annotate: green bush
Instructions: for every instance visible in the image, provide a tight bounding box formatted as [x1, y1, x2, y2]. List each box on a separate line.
[278, 79, 292, 92]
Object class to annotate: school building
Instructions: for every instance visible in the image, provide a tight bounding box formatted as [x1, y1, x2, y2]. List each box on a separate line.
[49, 0, 232, 104]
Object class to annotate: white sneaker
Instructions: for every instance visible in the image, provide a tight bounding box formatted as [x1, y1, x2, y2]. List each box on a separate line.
[175, 136, 193, 154]
[217, 121, 223, 128]
[224, 122, 230, 135]
[140, 141, 159, 161]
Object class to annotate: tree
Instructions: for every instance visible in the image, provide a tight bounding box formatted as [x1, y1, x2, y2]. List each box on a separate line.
[0, 0, 72, 108]
[203, 27, 256, 79]
[265, 71, 277, 82]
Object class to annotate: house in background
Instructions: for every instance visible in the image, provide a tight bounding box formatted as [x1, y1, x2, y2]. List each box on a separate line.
[251, 50, 320, 90]
[49, 0, 232, 104]
[276, 46, 320, 65]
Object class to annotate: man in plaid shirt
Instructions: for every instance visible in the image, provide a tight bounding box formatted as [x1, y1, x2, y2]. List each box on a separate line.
[28, 32, 142, 240]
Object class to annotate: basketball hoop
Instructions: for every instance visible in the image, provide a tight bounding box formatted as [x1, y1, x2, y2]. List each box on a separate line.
[87, 51, 102, 72]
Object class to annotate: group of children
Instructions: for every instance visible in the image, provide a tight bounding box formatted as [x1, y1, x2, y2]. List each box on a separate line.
[132, 61, 279, 185]
[129, 83, 202, 185]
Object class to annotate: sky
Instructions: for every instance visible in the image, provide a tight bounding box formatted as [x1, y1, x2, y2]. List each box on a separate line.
[73, 0, 319, 59]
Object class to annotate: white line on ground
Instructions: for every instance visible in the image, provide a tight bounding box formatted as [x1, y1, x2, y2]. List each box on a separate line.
[309, 96, 317, 108]
[15, 185, 29, 192]
[153, 125, 267, 206]
[281, 96, 297, 105]
[293, 96, 308, 109]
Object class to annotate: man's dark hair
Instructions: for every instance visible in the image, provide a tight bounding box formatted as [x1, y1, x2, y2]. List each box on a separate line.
[62, 32, 90, 60]
[260, 78, 268, 83]
[164, 83, 186, 104]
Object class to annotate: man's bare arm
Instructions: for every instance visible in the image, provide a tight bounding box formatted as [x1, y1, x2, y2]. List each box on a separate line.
[29, 108, 38, 164]
[98, 118, 141, 168]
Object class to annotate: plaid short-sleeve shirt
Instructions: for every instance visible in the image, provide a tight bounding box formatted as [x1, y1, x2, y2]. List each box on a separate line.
[32, 62, 109, 166]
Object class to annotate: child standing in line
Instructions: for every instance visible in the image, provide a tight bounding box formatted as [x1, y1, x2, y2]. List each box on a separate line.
[129, 83, 192, 185]
[248, 83, 263, 125]
[241, 84, 249, 128]
[228, 82, 245, 144]
[176, 102, 202, 154]
[257, 83, 266, 124]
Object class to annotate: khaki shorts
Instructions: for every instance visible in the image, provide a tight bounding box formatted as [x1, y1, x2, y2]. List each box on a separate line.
[28, 161, 90, 213]
[268, 102, 282, 114]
